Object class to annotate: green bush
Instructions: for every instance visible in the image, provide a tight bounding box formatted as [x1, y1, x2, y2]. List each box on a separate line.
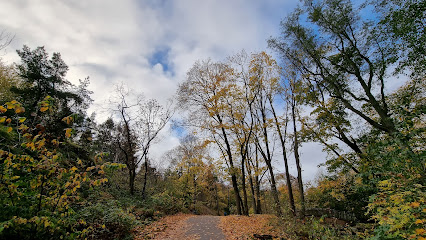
[150, 191, 183, 214]
[72, 200, 138, 240]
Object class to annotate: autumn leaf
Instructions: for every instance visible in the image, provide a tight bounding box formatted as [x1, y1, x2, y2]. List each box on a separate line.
[65, 128, 72, 138]
[0, 105, 6, 113]
[40, 106, 49, 112]
[15, 107, 25, 114]
[62, 116, 72, 125]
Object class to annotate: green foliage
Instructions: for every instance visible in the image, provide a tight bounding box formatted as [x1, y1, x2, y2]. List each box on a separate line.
[367, 175, 425, 239]
[11, 45, 92, 138]
[71, 200, 138, 240]
[374, 0, 426, 76]
[0, 60, 20, 103]
[272, 0, 425, 237]
[0, 100, 119, 239]
[150, 191, 184, 214]
[306, 173, 374, 221]
[278, 216, 358, 240]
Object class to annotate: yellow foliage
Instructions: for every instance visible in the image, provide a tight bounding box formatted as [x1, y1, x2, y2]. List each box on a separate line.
[0, 99, 114, 238]
[65, 128, 72, 138]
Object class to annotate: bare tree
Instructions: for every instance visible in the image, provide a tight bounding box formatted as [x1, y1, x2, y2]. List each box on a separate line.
[0, 30, 14, 54]
[111, 84, 173, 195]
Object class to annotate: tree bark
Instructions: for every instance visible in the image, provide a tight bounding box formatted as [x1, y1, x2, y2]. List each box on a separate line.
[291, 100, 305, 218]
[218, 114, 243, 215]
[268, 97, 296, 215]
[257, 105, 282, 216]
[141, 155, 148, 199]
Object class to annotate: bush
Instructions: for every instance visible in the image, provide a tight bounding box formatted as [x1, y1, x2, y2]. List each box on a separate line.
[367, 175, 426, 239]
[150, 191, 184, 214]
[0, 100, 123, 239]
[72, 200, 138, 240]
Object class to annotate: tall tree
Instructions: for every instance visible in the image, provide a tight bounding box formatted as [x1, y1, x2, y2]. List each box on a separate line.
[288, 78, 305, 218]
[249, 52, 283, 216]
[137, 98, 173, 198]
[12, 46, 92, 135]
[269, 0, 400, 137]
[111, 85, 172, 195]
[178, 60, 244, 215]
[373, 0, 425, 77]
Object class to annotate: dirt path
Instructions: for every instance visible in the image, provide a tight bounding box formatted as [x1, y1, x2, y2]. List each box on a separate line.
[134, 214, 284, 239]
[185, 215, 226, 240]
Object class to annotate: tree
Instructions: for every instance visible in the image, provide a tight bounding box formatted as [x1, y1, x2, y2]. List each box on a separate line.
[178, 60, 244, 215]
[249, 52, 283, 216]
[12, 46, 92, 137]
[0, 60, 20, 103]
[110, 84, 172, 195]
[0, 98, 119, 239]
[288, 77, 306, 218]
[373, 0, 425, 77]
[0, 30, 13, 54]
[137, 98, 174, 198]
[269, 0, 400, 137]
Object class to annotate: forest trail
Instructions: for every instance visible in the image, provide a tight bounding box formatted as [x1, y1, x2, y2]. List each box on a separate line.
[134, 214, 285, 239]
[185, 215, 226, 239]
[133, 214, 225, 239]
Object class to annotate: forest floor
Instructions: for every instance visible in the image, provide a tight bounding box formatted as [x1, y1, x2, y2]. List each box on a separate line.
[133, 214, 289, 239]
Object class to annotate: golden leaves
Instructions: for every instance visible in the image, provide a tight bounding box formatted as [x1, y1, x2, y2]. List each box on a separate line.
[62, 115, 74, 125]
[219, 215, 284, 240]
[65, 128, 72, 138]
[15, 107, 25, 114]
[39, 95, 54, 112]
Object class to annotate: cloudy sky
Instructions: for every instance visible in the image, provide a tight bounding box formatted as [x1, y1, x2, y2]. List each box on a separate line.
[0, 0, 328, 182]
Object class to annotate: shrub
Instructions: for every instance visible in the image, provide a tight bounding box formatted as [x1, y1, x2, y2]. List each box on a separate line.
[367, 175, 425, 239]
[0, 99, 123, 239]
[72, 200, 138, 240]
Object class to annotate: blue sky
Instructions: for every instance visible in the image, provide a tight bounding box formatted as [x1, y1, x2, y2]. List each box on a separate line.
[0, 0, 329, 182]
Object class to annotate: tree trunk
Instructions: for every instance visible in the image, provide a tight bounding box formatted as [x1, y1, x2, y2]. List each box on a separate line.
[215, 183, 220, 215]
[141, 156, 148, 199]
[268, 97, 296, 215]
[218, 115, 243, 215]
[241, 153, 249, 215]
[255, 150, 262, 214]
[291, 101, 305, 218]
[129, 168, 135, 195]
[247, 159, 257, 214]
[258, 106, 282, 216]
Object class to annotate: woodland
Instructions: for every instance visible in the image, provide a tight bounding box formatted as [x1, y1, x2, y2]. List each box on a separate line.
[0, 0, 424, 239]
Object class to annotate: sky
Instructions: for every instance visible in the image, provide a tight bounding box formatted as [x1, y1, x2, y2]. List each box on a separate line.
[0, 0, 329, 183]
